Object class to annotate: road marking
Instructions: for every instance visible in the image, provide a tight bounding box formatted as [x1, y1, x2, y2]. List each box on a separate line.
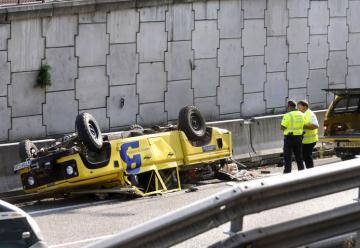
[49, 234, 113, 248]
[28, 200, 117, 216]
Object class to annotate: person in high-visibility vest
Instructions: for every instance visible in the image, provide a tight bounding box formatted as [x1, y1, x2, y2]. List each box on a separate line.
[281, 100, 305, 173]
[297, 100, 319, 169]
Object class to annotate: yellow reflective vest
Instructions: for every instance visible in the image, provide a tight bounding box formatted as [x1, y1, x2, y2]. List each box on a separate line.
[281, 110, 305, 136]
[303, 109, 319, 144]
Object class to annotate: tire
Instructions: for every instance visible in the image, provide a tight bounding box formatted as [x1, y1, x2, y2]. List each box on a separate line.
[130, 124, 144, 130]
[19, 139, 38, 162]
[178, 106, 206, 141]
[75, 113, 103, 152]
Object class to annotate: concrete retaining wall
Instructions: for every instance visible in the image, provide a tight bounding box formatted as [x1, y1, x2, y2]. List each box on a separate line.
[0, 111, 326, 193]
[0, 0, 355, 143]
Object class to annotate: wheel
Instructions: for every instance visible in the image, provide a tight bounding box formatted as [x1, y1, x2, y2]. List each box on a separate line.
[178, 106, 206, 141]
[75, 113, 103, 152]
[130, 124, 144, 130]
[19, 139, 38, 162]
[129, 124, 144, 137]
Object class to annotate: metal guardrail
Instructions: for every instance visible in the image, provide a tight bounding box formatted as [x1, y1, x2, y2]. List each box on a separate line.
[86, 158, 360, 248]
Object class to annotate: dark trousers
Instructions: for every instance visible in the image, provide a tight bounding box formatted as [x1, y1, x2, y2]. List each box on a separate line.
[302, 142, 316, 169]
[283, 135, 304, 173]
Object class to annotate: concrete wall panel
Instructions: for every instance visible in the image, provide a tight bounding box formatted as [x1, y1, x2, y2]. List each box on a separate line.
[8, 19, 44, 72]
[108, 44, 138, 85]
[347, 66, 360, 88]
[242, 56, 266, 93]
[328, 18, 348, 51]
[107, 9, 139, 43]
[242, 0, 266, 19]
[218, 39, 242, 76]
[44, 47, 77, 91]
[0, 51, 10, 96]
[287, 18, 309, 53]
[287, 0, 309, 18]
[289, 87, 307, 101]
[138, 102, 166, 125]
[107, 85, 138, 127]
[79, 11, 107, 23]
[195, 97, 219, 121]
[193, 0, 219, 20]
[265, 72, 288, 108]
[139, 6, 166, 22]
[9, 72, 44, 117]
[329, 0, 348, 17]
[192, 59, 219, 97]
[0, 0, 355, 143]
[43, 15, 77, 47]
[218, 0, 242, 38]
[137, 62, 166, 103]
[309, 1, 329, 35]
[308, 35, 329, 69]
[347, 33, 360, 66]
[165, 41, 192, 81]
[308, 69, 328, 104]
[192, 20, 219, 59]
[10, 116, 45, 141]
[165, 80, 193, 120]
[76, 24, 108, 67]
[243, 20, 266, 56]
[287, 53, 309, 88]
[166, 4, 193, 41]
[0, 24, 10, 50]
[242, 92, 265, 117]
[76, 66, 108, 109]
[217, 76, 242, 114]
[327, 51, 347, 85]
[265, 0, 288, 36]
[137, 22, 167, 62]
[348, 1, 360, 33]
[265, 36, 288, 72]
[0, 97, 10, 141]
[43, 91, 77, 135]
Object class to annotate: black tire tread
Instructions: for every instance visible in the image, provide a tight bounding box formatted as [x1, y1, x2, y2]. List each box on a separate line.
[130, 124, 144, 130]
[75, 113, 103, 152]
[19, 139, 38, 162]
[178, 106, 206, 141]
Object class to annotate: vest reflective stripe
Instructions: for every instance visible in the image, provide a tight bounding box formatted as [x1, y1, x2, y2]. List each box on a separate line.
[303, 109, 318, 144]
[283, 111, 304, 136]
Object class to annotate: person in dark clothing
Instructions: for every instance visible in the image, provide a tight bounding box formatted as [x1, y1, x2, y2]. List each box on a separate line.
[281, 100, 305, 173]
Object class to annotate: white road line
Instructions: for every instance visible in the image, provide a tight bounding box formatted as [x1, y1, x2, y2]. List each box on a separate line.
[28, 200, 117, 216]
[49, 234, 113, 248]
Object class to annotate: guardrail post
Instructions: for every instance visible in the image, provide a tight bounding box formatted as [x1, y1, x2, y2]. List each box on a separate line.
[356, 188, 360, 248]
[229, 216, 243, 234]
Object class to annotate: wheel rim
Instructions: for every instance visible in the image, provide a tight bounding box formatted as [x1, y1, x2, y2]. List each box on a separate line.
[190, 113, 202, 131]
[30, 148, 36, 156]
[88, 121, 99, 140]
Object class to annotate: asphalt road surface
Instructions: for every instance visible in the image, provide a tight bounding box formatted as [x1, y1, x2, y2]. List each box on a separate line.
[18, 156, 358, 248]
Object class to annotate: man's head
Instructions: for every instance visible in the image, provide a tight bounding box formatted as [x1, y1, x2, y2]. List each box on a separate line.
[297, 100, 309, 113]
[287, 99, 297, 111]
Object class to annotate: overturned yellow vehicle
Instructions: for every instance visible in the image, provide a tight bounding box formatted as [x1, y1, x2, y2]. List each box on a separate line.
[14, 106, 232, 196]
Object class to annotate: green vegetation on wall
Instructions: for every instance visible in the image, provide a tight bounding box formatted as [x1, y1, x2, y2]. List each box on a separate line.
[35, 64, 52, 89]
